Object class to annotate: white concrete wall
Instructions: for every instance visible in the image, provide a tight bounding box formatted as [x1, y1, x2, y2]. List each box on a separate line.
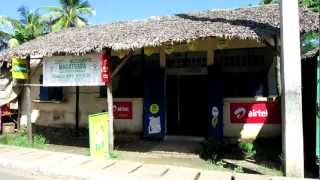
[19, 65, 143, 133]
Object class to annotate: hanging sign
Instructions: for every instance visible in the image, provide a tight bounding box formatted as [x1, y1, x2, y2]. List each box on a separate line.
[230, 101, 281, 124]
[43, 55, 104, 86]
[88, 112, 109, 159]
[100, 53, 111, 84]
[113, 102, 132, 119]
[12, 58, 28, 79]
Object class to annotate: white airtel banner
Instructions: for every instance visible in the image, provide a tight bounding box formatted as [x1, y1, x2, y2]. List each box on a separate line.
[43, 55, 104, 86]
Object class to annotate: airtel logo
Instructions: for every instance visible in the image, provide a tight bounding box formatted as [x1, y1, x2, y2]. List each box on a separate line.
[233, 107, 269, 119]
[233, 107, 246, 119]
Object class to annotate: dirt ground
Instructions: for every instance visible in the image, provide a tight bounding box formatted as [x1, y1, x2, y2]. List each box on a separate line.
[35, 126, 283, 176]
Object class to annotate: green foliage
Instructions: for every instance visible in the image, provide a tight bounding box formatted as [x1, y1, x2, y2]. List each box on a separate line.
[239, 142, 256, 159]
[0, 6, 47, 46]
[206, 160, 227, 171]
[0, 0, 96, 47]
[300, 0, 320, 12]
[33, 134, 47, 147]
[110, 150, 121, 159]
[261, 0, 320, 12]
[43, 0, 95, 32]
[0, 132, 47, 148]
[233, 166, 244, 173]
[200, 138, 225, 162]
[301, 32, 320, 54]
[260, 0, 279, 5]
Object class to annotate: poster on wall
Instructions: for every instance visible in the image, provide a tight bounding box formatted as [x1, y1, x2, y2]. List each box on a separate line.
[43, 55, 104, 86]
[230, 101, 281, 124]
[113, 102, 132, 119]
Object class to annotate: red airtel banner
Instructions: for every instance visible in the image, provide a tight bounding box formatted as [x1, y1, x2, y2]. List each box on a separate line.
[230, 101, 281, 124]
[113, 102, 132, 120]
[100, 53, 111, 84]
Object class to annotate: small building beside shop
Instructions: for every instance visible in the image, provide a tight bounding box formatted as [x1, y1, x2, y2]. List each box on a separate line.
[0, 4, 319, 141]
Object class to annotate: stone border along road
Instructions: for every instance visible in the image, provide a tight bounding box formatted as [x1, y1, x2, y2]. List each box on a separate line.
[0, 145, 314, 180]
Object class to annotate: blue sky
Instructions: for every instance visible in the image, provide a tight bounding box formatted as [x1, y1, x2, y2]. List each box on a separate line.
[0, 0, 260, 25]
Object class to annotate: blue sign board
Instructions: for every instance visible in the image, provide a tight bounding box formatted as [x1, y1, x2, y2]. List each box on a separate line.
[143, 67, 165, 139]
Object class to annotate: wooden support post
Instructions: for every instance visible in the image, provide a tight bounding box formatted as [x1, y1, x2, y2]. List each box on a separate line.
[111, 52, 132, 78]
[102, 48, 132, 156]
[280, 0, 304, 177]
[107, 83, 114, 154]
[75, 86, 80, 134]
[26, 56, 32, 145]
[274, 37, 282, 95]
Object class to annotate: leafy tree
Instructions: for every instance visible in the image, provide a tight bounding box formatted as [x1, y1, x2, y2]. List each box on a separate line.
[261, 0, 319, 12]
[260, 0, 279, 4]
[261, 0, 320, 53]
[300, 0, 320, 12]
[44, 0, 95, 32]
[0, 6, 47, 48]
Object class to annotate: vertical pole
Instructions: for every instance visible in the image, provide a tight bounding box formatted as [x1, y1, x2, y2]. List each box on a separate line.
[316, 55, 320, 178]
[100, 48, 114, 156]
[274, 37, 282, 95]
[75, 86, 80, 134]
[160, 48, 167, 137]
[26, 56, 32, 145]
[107, 83, 114, 154]
[280, 0, 304, 177]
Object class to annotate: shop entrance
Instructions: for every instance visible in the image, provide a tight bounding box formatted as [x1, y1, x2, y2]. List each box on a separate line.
[167, 75, 208, 136]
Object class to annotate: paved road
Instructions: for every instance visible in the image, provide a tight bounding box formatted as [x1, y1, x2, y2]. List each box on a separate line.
[0, 168, 57, 180]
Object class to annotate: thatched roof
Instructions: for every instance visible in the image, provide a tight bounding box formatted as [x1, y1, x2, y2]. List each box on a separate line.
[0, 4, 319, 61]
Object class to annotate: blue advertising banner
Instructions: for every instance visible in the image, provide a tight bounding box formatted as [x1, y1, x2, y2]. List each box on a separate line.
[143, 67, 165, 139]
[208, 65, 224, 141]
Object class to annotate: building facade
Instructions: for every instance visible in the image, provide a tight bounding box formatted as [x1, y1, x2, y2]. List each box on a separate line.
[19, 38, 281, 140]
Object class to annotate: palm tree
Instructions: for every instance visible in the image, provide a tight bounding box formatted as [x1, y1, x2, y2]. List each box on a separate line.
[0, 6, 46, 48]
[44, 0, 95, 32]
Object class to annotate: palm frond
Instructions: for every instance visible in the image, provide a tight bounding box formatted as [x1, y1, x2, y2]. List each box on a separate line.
[47, 0, 95, 30]
[0, 31, 11, 39]
[17, 6, 29, 24]
[77, 7, 95, 16]
[74, 16, 87, 26]
[42, 6, 64, 13]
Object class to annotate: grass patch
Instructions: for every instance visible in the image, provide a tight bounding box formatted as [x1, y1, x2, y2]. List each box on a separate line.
[110, 150, 121, 159]
[0, 131, 48, 148]
[206, 160, 228, 171]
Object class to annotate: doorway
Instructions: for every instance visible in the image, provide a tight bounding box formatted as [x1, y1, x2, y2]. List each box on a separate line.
[167, 75, 208, 136]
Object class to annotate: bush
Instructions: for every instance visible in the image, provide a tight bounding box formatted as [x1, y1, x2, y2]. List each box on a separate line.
[33, 134, 47, 148]
[0, 131, 47, 148]
[200, 138, 225, 162]
[239, 142, 256, 159]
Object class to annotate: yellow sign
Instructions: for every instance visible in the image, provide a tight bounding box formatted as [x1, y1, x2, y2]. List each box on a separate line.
[149, 104, 160, 114]
[12, 58, 28, 79]
[88, 112, 109, 159]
